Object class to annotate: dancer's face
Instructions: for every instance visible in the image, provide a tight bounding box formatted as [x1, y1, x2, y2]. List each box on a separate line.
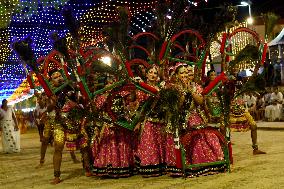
[146, 67, 159, 83]
[177, 66, 189, 84]
[106, 75, 116, 86]
[209, 71, 216, 81]
[50, 71, 64, 87]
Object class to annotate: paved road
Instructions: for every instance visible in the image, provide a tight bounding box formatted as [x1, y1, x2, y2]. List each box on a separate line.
[0, 122, 284, 189]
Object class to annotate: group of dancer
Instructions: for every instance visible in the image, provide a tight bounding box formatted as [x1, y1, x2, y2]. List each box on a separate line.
[0, 1, 269, 184]
[32, 59, 266, 184]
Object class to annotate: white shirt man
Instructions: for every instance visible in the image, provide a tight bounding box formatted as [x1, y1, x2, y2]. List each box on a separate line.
[265, 89, 283, 121]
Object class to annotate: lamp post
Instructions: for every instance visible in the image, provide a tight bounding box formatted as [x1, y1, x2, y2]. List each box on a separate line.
[239, 1, 253, 25]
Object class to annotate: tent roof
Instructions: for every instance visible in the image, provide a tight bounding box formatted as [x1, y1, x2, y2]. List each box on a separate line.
[268, 27, 284, 46]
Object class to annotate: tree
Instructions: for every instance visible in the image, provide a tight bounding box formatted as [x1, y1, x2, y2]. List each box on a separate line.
[262, 12, 280, 41]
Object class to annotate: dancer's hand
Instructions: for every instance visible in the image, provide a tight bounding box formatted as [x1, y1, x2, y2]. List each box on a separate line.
[134, 122, 141, 132]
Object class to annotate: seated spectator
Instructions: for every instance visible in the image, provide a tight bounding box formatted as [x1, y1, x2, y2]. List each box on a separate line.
[255, 93, 265, 121]
[265, 99, 280, 121]
[264, 87, 272, 106]
[265, 86, 282, 122]
[244, 92, 257, 119]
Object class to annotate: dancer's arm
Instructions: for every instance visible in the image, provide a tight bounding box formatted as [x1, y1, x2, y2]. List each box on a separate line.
[188, 83, 203, 105]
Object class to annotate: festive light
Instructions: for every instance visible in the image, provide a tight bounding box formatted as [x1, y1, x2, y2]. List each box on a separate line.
[0, 62, 25, 103]
[228, 22, 260, 70]
[1, 0, 209, 102]
[209, 22, 259, 71]
[100, 56, 112, 67]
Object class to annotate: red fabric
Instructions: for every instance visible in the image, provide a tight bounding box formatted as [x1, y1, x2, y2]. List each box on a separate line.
[125, 61, 134, 77]
[77, 65, 83, 75]
[36, 74, 53, 96]
[220, 33, 227, 54]
[181, 128, 226, 165]
[202, 72, 227, 95]
[63, 65, 71, 79]
[139, 82, 158, 94]
[261, 43, 268, 65]
[159, 41, 168, 61]
[78, 81, 90, 100]
[27, 75, 34, 89]
[175, 148, 182, 169]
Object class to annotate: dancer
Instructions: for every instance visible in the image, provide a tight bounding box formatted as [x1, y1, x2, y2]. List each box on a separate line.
[134, 65, 165, 177]
[134, 65, 177, 177]
[0, 99, 20, 153]
[204, 70, 223, 124]
[92, 74, 135, 178]
[34, 92, 48, 142]
[48, 69, 91, 184]
[230, 98, 266, 155]
[175, 65, 226, 177]
[35, 96, 80, 169]
[210, 68, 266, 155]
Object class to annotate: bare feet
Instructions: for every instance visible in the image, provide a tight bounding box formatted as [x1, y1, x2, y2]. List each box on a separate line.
[35, 160, 44, 169]
[50, 177, 62, 185]
[253, 149, 266, 155]
[85, 171, 93, 177]
[35, 163, 44, 169]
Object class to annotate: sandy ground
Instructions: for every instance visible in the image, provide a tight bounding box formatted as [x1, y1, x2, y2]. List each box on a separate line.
[1, 122, 284, 189]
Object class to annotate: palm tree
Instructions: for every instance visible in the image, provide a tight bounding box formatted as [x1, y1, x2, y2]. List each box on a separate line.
[262, 12, 280, 41]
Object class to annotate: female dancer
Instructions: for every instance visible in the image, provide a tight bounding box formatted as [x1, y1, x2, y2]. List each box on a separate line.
[92, 75, 134, 178]
[134, 65, 177, 177]
[175, 65, 226, 177]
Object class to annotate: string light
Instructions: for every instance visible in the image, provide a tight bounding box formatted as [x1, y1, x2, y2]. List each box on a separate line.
[0, 0, 208, 103]
[209, 22, 259, 72]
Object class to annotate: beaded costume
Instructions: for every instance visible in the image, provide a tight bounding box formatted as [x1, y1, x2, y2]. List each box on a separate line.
[180, 83, 226, 177]
[92, 94, 134, 178]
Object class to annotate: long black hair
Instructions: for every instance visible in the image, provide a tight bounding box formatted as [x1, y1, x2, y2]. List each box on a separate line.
[1, 99, 8, 109]
[204, 69, 216, 87]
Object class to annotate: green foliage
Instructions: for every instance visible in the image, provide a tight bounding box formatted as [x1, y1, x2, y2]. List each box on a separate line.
[158, 88, 180, 131]
[262, 12, 280, 40]
[234, 74, 266, 98]
[159, 88, 180, 112]
[153, 0, 187, 40]
[228, 44, 259, 70]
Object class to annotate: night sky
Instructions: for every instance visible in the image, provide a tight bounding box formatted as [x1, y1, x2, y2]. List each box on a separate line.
[184, 0, 284, 24]
[220, 0, 284, 18]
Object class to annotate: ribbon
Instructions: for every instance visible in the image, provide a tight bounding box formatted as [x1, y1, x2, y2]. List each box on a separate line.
[202, 72, 227, 95]
[260, 43, 268, 65]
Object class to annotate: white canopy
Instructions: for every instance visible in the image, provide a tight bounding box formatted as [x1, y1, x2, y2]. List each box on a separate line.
[268, 27, 284, 46]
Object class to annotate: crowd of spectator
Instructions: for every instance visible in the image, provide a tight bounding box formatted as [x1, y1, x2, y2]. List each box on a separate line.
[241, 87, 283, 122]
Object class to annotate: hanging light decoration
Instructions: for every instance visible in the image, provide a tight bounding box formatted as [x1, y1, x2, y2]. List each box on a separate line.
[1, 0, 210, 103]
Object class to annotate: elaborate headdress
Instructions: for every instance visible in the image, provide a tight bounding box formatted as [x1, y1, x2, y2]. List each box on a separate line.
[170, 62, 188, 74]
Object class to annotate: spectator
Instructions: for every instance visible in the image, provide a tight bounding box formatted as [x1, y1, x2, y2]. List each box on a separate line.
[0, 99, 20, 153]
[265, 87, 283, 121]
